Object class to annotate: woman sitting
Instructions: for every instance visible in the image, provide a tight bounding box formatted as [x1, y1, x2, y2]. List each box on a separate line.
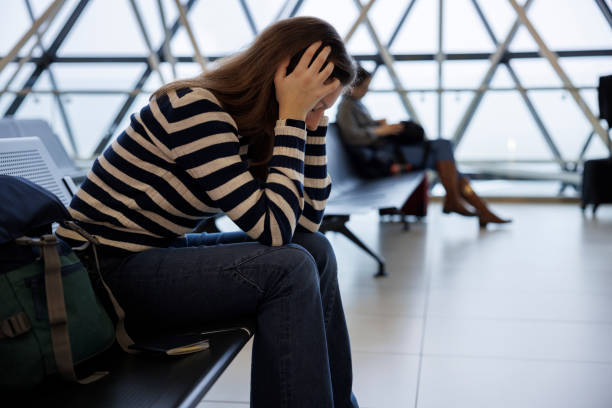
[57, 17, 359, 408]
[336, 66, 510, 228]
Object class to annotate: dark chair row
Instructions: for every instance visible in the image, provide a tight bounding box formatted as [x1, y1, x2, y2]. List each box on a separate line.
[321, 123, 426, 277]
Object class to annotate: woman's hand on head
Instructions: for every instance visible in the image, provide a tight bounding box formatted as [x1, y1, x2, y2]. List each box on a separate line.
[275, 41, 341, 122]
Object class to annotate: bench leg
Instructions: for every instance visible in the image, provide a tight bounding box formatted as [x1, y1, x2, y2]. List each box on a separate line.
[336, 224, 386, 278]
[402, 214, 410, 231]
[321, 215, 387, 277]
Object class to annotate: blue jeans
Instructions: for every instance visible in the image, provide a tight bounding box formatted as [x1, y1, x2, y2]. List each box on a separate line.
[99, 230, 358, 408]
[400, 139, 455, 170]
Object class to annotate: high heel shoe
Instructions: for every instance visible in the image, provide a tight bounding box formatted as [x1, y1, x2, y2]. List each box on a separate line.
[459, 178, 511, 227]
[442, 198, 477, 217]
[478, 211, 512, 228]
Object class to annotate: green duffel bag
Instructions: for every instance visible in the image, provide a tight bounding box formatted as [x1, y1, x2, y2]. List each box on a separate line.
[0, 235, 115, 388]
[0, 175, 133, 389]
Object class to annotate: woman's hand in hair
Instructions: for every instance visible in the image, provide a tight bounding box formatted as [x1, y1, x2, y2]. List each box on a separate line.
[275, 41, 341, 122]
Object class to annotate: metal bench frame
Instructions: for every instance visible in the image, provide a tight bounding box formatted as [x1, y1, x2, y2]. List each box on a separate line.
[322, 123, 426, 277]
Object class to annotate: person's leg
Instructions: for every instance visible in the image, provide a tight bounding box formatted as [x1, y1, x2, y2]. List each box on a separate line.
[397, 144, 426, 169]
[100, 234, 334, 408]
[424, 140, 510, 226]
[458, 178, 512, 227]
[426, 139, 476, 217]
[177, 230, 359, 405]
[291, 231, 359, 408]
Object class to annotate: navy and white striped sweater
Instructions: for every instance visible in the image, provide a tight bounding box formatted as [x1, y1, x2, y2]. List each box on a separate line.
[56, 87, 332, 252]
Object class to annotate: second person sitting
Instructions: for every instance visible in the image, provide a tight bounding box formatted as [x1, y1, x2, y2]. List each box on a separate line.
[336, 66, 511, 228]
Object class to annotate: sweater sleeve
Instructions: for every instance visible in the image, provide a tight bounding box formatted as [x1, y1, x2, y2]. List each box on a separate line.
[149, 88, 306, 246]
[336, 97, 377, 146]
[298, 116, 332, 232]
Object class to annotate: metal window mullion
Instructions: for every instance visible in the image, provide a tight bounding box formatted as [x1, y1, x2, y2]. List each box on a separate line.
[387, 0, 419, 49]
[238, 0, 258, 36]
[344, 0, 377, 43]
[156, 0, 177, 79]
[371, 0, 419, 77]
[4, 0, 91, 117]
[9, 84, 599, 95]
[174, 0, 207, 72]
[595, 0, 612, 29]
[578, 131, 595, 161]
[274, 0, 292, 21]
[436, 0, 444, 138]
[93, 0, 199, 156]
[0, 0, 65, 76]
[128, 0, 165, 84]
[9, 49, 611, 65]
[275, 0, 304, 20]
[470, 0, 564, 166]
[505, 65, 566, 165]
[23, 0, 79, 157]
[288, 0, 304, 18]
[1, 0, 63, 96]
[351, 0, 421, 124]
[450, 0, 534, 146]
[508, 0, 611, 153]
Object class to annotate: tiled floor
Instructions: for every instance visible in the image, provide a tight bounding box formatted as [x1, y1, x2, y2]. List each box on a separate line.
[199, 203, 612, 408]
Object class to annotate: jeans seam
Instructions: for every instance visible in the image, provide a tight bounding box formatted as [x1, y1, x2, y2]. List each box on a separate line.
[229, 266, 266, 294]
[280, 291, 291, 407]
[324, 281, 338, 329]
[222, 245, 290, 269]
[222, 245, 306, 295]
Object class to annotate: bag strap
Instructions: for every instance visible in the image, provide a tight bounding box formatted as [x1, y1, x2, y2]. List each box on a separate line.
[16, 235, 108, 384]
[41, 234, 76, 381]
[61, 221, 137, 354]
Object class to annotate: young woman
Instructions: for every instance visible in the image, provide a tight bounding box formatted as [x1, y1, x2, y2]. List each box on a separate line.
[337, 66, 511, 228]
[56, 17, 359, 408]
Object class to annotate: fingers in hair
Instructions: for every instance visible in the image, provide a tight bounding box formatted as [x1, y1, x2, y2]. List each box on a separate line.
[296, 41, 322, 72]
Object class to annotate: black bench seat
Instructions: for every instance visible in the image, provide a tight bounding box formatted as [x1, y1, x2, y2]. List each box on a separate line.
[14, 324, 254, 408]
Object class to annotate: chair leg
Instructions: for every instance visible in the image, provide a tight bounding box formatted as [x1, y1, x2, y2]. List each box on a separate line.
[337, 224, 386, 277]
[321, 215, 387, 278]
[402, 214, 410, 231]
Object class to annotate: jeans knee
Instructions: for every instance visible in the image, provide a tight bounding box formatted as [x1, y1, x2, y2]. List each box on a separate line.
[429, 139, 455, 161]
[311, 232, 334, 254]
[295, 232, 333, 258]
[432, 139, 454, 152]
[277, 244, 320, 291]
[291, 232, 338, 280]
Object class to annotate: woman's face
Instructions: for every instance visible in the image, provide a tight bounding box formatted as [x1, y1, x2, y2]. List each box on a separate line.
[305, 83, 344, 131]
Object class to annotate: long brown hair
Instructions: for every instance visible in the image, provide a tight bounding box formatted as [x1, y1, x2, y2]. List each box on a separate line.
[152, 17, 355, 177]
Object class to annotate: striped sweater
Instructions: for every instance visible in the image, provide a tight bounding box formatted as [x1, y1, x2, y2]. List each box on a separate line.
[56, 87, 332, 252]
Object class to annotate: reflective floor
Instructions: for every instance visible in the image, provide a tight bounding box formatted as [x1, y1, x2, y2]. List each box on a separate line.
[199, 203, 612, 408]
